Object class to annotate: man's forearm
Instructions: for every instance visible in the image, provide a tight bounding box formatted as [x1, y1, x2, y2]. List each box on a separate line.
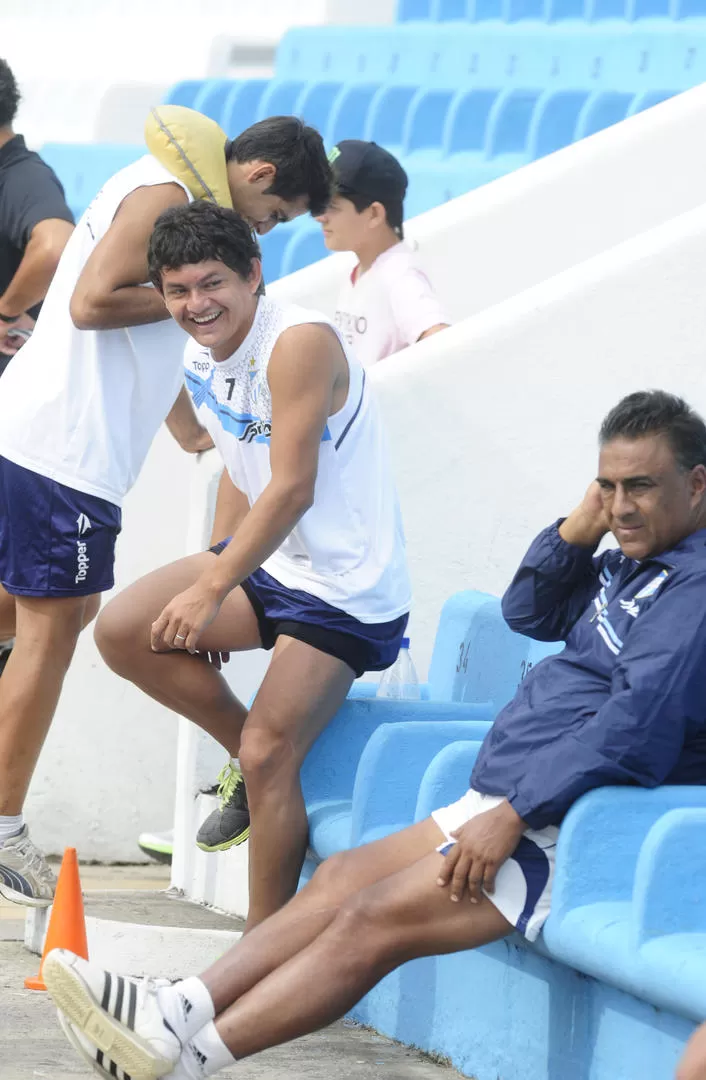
[0, 232, 68, 316]
[210, 469, 251, 546]
[70, 283, 171, 330]
[199, 482, 312, 600]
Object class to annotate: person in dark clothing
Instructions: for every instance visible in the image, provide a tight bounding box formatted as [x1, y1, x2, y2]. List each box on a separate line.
[45, 389, 706, 1080]
[0, 58, 74, 375]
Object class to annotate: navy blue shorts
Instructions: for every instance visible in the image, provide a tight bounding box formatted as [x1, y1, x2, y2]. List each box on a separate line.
[0, 456, 122, 597]
[210, 538, 408, 678]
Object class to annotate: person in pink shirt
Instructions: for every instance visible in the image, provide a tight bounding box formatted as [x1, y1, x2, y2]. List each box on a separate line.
[316, 140, 448, 370]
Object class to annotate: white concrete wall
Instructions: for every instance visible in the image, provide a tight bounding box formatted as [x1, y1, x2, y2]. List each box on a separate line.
[271, 83, 706, 325]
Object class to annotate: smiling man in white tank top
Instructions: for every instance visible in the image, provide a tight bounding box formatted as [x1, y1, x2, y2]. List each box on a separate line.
[94, 203, 411, 929]
[0, 119, 332, 905]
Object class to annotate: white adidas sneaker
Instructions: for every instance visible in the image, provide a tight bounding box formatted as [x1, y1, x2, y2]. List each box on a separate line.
[44, 949, 181, 1080]
[57, 1010, 130, 1080]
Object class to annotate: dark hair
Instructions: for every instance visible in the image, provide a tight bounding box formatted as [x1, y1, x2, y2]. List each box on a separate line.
[226, 116, 332, 217]
[0, 59, 20, 128]
[599, 390, 706, 471]
[148, 202, 261, 288]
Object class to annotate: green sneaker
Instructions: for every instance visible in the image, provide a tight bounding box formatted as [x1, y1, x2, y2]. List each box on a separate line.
[196, 762, 249, 852]
[137, 829, 173, 865]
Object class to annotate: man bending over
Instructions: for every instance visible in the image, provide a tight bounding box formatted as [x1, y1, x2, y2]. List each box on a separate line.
[47, 389, 706, 1080]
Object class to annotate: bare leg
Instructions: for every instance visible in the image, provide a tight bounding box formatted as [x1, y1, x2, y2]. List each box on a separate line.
[214, 849, 512, 1058]
[0, 593, 100, 815]
[94, 554, 262, 753]
[201, 817, 445, 1013]
[239, 637, 354, 929]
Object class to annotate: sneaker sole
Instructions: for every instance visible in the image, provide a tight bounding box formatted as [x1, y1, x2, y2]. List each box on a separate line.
[0, 881, 53, 907]
[196, 824, 250, 853]
[57, 1010, 113, 1080]
[43, 953, 174, 1080]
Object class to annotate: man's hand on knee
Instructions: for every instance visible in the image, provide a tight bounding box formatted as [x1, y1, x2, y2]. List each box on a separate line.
[436, 801, 526, 905]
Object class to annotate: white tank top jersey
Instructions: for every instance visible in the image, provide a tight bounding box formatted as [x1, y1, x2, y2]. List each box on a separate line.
[184, 296, 412, 624]
[0, 155, 192, 507]
[333, 242, 447, 370]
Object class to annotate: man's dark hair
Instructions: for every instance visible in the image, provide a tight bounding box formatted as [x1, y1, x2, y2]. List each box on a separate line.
[0, 59, 20, 128]
[148, 202, 261, 289]
[599, 390, 706, 471]
[226, 116, 332, 217]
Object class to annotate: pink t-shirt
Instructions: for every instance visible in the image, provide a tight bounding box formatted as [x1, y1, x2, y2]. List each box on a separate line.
[333, 242, 447, 369]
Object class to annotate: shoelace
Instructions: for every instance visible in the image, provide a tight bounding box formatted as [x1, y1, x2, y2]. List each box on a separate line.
[215, 760, 243, 809]
[12, 834, 56, 884]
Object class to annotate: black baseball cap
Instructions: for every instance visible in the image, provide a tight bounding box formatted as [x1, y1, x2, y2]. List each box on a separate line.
[328, 140, 408, 238]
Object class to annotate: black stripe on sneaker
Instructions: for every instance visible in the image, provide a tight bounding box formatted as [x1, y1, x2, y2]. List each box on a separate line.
[114, 975, 125, 1022]
[127, 980, 137, 1030]
[102, 972, 112, 1009]
[97, 1052, 105, 1069]
[110, 1061, 118, 1077]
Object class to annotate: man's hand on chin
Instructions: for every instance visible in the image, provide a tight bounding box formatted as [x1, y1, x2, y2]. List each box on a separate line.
[436, 799, 527, 905]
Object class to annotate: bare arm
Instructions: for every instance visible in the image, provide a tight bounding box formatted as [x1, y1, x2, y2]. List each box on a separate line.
[70, 182, 188, 330]
[164, 386, 214, 454]
[150, 323, 344, 652]
[209, 468, 251, 546]
[0, 218, 74, 318]
[417, 323, 449, 342]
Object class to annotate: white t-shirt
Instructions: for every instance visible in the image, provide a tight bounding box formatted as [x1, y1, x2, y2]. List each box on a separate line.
[184, 295, 411, 624]
[0, 155, 191, 507]
[333, 242, 447, 370]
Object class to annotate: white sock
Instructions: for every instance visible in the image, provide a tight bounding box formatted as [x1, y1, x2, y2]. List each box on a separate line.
[157, 977, 215, 1044]
[231, 758, 241, 775]
[0, 814, 23, 844]
[172, 1022, 236, 1079]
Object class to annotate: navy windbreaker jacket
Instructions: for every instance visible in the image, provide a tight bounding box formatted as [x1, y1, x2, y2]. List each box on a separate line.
[470, 521, 706, 829]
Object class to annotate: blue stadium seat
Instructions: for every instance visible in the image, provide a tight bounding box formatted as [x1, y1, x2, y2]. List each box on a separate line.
[626, 0, 671, 17]
[674, 0, 706, 14]
[280, 222, 330, 277]
[546, 0, 586, 21]
[444, 88, 501, 156]
[434, 0, 471, 18]
[256, 80, 306, 120]
[162, 80, 203, 109]
[402, 88, 456, 153]
[192, 79, 238, 123]
[469, 0, 506, 17]
[505, 0, 548, 20]
[220, 80, 270, 137]
[404, 167, 455, 215]
[528, 88, 592, 157]
[627, 87, 676, 113]
[585, 0, 627, 18]
[365, 85, 420, 154]
[574, 88, 634, 138]
[296, 81, 343, 141]
[486, 86, 543, 156]
[398, 0, 435, 17]
[259, 222, 298, 283]
[328, 84, 382, 144]
[39, 143, 144, 221]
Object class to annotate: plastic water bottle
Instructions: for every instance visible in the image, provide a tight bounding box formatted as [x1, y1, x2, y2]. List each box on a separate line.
[376, 637, 421, 700]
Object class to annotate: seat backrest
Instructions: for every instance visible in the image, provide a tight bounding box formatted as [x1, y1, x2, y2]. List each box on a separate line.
[486, 87, 543, 155]
[297, 82, 342, 138]
[398, 0, 435, 17]
[280, 222, 329, 278]
[427, 590, 563, 707]
[221, 80, 269, 137]
[403, 88, 456, 151]
[328, 83, 381, 144]
[445, 88, 501, 152]
[163, 80, 203, 109]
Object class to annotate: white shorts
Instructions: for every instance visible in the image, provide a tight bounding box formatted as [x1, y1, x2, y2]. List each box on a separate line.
[431, 789, 558, 942]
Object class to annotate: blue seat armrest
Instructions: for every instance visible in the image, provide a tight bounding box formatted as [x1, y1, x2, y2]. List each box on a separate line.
[349, 682, 431, 700]
[350, 710, 494, 844]
[634, 807, 706, 944]
[415, 739, 485, 821]
[302, 697, 478, 806]
[547, 786, 706, 927]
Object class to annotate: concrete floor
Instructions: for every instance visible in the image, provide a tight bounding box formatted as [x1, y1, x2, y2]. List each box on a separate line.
[0, 864, 463, 1080]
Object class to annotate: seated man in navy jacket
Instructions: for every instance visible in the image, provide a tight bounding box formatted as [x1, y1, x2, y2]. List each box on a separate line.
[44, 389, 706, 1080]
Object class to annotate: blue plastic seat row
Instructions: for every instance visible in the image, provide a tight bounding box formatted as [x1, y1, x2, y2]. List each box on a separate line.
[399, 0, 706, 19]
[272, 24, 706, 90]
[39, 143, 145, 223]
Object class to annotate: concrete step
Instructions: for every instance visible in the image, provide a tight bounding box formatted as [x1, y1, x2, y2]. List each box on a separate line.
[25, 888, 244, 979]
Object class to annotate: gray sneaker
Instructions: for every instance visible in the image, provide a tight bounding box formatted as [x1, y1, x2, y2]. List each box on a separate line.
[0, 825, 56, 906]
[196, 761, 249, 852]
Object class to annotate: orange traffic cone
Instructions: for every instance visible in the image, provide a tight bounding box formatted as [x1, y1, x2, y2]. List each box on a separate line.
[25, 847, 88, 991]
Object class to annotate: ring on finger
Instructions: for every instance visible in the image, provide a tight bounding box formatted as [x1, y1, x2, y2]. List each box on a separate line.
[175, 633, 187, 641]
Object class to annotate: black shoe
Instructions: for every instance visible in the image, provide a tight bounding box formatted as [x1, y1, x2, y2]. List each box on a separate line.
[196, 762, 249, 852]
[0, 640, 13, 678]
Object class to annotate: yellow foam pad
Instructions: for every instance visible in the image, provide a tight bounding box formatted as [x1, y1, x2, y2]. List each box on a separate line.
[144, 105, 233, 208]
